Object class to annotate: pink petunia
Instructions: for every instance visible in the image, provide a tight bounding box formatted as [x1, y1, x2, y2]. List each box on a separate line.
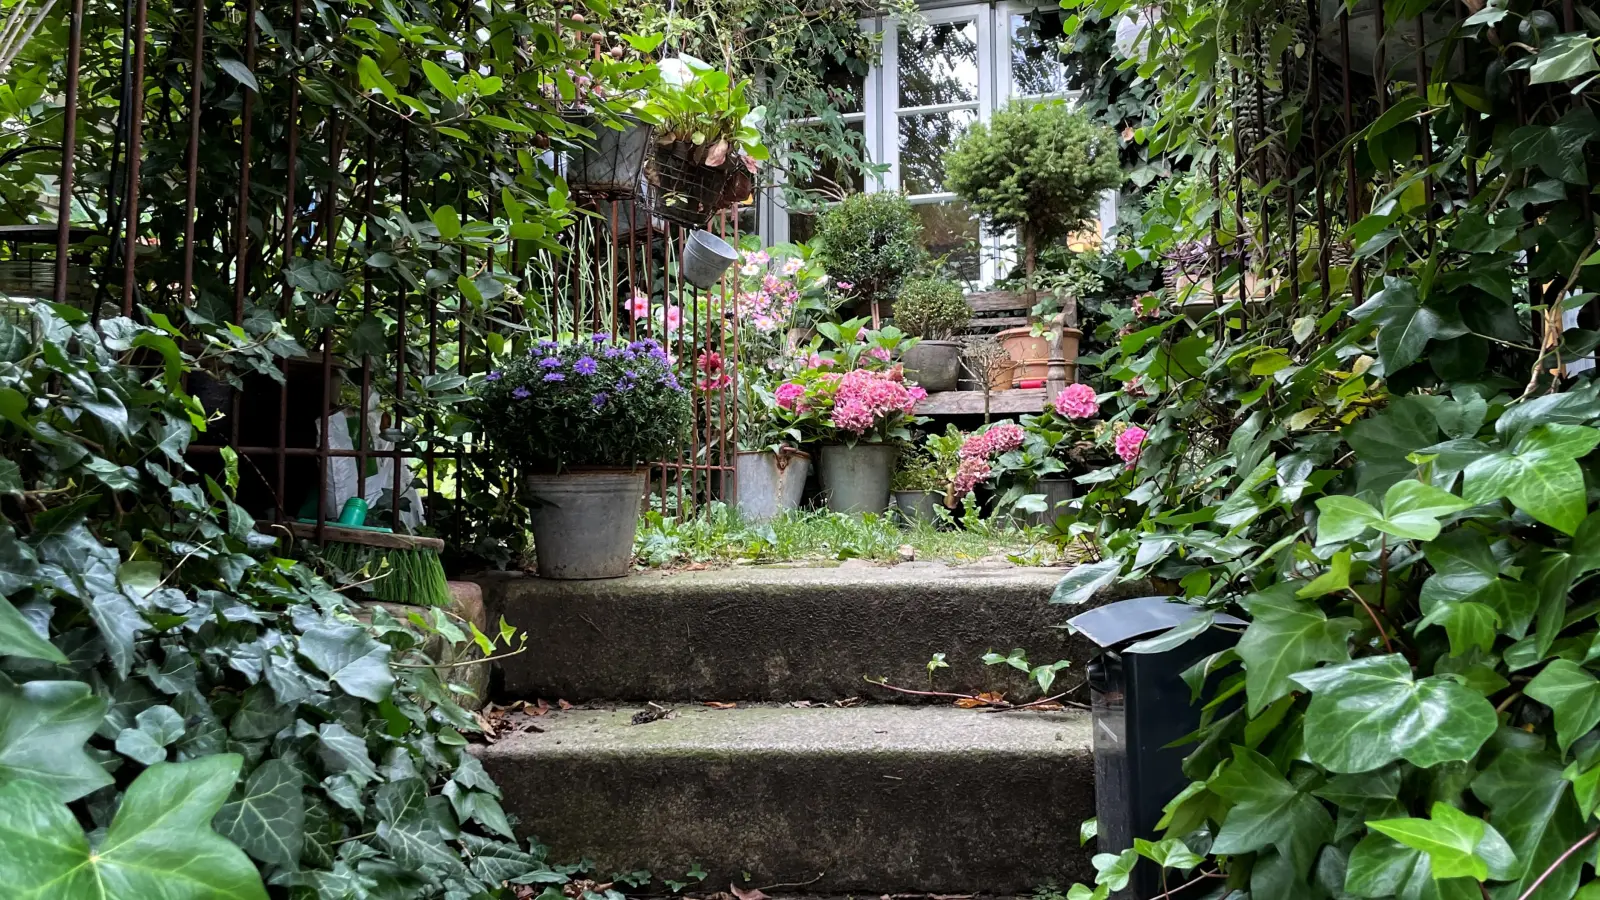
[1054, 383, 1099, 420]
[662, 305, 683, 334]
[1116, 426, 1147, 466]
[627, 291, 650, 319]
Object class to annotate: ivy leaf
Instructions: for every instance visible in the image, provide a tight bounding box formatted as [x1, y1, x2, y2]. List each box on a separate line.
[214, 758, 305, 868]
[1525, 660, 1600, 754]
[1090, 850, 1137, 891]
[1367, 802, 1517, 881]
[1317, 480, 1470, 544]
[318, 722, 379, 785]
[1290, 654, 1497, 773]
[298, 623, 394, 702]
[1237, 584, 1356, 716]
[1417, 600, 1499, 657]
[1208, 745, 1332, 877]
[1296, 549, 1352, 598]
[1530, 33, 1600, 85]
[1350, 278, 1467, 372]
[1050, 559, 1121, 605]
[0, 677, 114, 802]
[1316, 495, 1384, 543]
[1464, 424, 1600, 534]
[0, 595, 67, 663]
[0, 754, 268, 899]
[1505, 108, 1600, 184]
[1421, 530, 1538, 638]
[1134, 836, 1203, 871]
[1343, 832, 1482, 900]
[115, 704, 186, 766]
[1472, 742, 1588, 899]
[375, 777, 463, 871]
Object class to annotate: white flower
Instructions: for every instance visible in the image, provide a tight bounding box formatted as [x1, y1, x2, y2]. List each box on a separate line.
[781, 258, 803, 276]
[741, 262, 762, 277]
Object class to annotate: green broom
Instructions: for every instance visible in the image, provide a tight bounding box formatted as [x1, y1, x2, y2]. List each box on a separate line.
[293, 498, 452, 607]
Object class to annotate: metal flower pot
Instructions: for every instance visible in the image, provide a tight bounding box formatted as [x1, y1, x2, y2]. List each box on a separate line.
[682, 229, 738, 290]
[1021, 477, 1076, 527]
[893, 489, 944, 525]
[525, 469, 648, 579]
[901, 340, 963, 393]
[734, 449, 810, 523]
[819, 443, 897, 515]
[561, 115, 654, 197]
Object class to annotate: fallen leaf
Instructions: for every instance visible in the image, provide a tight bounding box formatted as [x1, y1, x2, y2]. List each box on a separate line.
[557, 698, 573, 710]
[528, 699, 551, 717]
[730, 885, 768, 900]
[953, 698, 986, 709]
[954, 692, 1007, 709]
[704, 701, 737, 710]
[1025, 702, 1065, 711]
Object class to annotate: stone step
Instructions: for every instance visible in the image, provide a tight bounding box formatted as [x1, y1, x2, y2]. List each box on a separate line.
[476, 564, 1140, 703]
[475, 704, 1096, 893]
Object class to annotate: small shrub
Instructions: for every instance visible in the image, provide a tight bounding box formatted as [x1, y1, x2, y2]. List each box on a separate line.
[813, 191, 927, 315]
[893, 276, 971, 340]
[477, 335, 692, 470]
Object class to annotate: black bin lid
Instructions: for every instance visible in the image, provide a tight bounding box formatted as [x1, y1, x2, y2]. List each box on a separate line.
[1067, 596, 1246, 650]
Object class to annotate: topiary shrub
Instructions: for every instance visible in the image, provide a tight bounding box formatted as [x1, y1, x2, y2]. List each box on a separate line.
[812, 191, 928, 318]
[944, 101, 1123, 312]
[893, 276, 972, 340]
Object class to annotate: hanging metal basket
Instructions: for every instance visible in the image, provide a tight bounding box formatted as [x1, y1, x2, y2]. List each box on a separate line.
[559, 114, 655, 199]
[647, 141, 733, 228]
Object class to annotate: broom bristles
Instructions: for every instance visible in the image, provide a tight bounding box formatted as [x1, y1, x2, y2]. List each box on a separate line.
[323, 541, 452, 607]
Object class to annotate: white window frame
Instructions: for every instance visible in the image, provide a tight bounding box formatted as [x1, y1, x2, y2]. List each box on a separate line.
[760, 0, 1114, 286]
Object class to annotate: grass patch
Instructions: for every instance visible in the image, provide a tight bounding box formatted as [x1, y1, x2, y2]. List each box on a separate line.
[633, 502, 1071, 568]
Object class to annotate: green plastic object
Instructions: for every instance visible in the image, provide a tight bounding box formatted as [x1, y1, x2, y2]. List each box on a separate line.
[338, 497, 369, 526]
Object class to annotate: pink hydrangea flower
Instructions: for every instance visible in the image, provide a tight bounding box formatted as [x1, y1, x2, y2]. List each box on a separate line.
[775, 382, 806, 410]
[825, 368, 920, 435]
[952, 457, 992, 496]
[960, 423, 1024, 460]
[1116, 426, 1147, 465]
[836, 281, 854, 291]
[868, 346, 892, 362]
[1054, 383, 1099, 419]
[805, 354, 835, 369]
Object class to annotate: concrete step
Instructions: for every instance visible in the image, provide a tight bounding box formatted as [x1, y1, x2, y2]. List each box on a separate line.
[477, 564, 1142, 703]
[476, 704, 1096, 893]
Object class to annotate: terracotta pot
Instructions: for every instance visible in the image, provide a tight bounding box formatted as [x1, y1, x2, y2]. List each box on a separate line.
[997, 327, 1051, 385]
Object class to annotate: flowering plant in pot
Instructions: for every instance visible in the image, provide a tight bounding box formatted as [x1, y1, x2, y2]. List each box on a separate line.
[644, 55, 768, 226]
[774, 353, 928, 514]
[989, 383, 1117, 522]
[893, 276, 971, 392]
[476, 334, 691, 578]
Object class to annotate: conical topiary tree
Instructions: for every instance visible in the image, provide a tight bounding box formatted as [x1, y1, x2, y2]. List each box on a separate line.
[944, 101, 1124, 322]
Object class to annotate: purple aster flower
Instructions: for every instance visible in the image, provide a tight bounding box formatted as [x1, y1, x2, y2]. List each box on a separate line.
[661, 373, 682, 391]
[617, 376, 636, 393]
[592, 332, 610, 344]
[542, 373, 565, 382]
[627, 341, 647, 353]
[623, 349, 637, 361]
[540, 356, 562, 369]
[574, 356, 599, 376]
[486, 370, 503, 381]
[641, 338, 660, 351]
[591, 392, 610, 408]
[537, 339, 558, 351]
[649, 347, 669, 362]
[512, 386, 531, 399]
[603, 346, 625, 359]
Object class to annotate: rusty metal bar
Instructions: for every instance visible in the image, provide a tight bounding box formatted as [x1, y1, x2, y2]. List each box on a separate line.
[358, 127, 375, 507]
[394, 121, 410, 530]
[179, 0, 203, 304]
[1339, 9, 1363, 304]
[234, 0, 256, 322]
[120, 0, 149, 315]
[1416, 16, 1433, 248]
[52, 0, 82, 303]
[277, 0, 303, 521]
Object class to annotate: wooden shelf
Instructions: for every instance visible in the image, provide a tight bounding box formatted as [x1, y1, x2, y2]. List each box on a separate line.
[915, 388, 1045, 416]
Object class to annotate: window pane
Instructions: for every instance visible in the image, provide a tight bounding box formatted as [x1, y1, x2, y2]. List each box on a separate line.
[823, 64, 866, 116]
[789, 213, 817, 246]
[899, 108, 976, 195]
[898, 19, 980, 108]
[1010, 9, 1074, 97]
[793, 120, 869, 195]
[915, 201, 981, 283]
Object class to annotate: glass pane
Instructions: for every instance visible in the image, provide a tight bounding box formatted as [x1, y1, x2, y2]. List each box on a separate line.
[789, 213, 817, 246]
[793, 120, 869, 194]
[899, 109, 977, 195]
[1010, 10, 1074, 97]
[823, 64, 866, 115]
[915, 201, 981, 283]
[898, 19, 980, 108]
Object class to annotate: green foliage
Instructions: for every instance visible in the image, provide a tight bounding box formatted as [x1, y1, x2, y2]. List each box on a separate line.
[477, 336, 692, 470]
[892, 277, 971, 340]
[0, 307, 552, 897]
[943, 101, 1124, 245]
[647, 55, 767, 161]
[812, 191, 928, 314]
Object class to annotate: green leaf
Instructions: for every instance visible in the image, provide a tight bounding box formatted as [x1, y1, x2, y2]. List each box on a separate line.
[432, 204, 462, 241]
[115, 704, 185, 766]
[356, 55, 397, 99]
[1472, 742, 1588, 899]
[1209, 745, 1332, 876]
[1315, 495, 1383, 543]
[1291, 655, 1497, 773]
[214, 758, 305, 868]
[0, 677, 114, 802]
[420, 59, 458, 101]
[1530, 33, 1600, 84]
[0, 596, 67, 663]
[1297, 549, 1352, 598]
[1343, 833, 1482, 900]
[1367, 802, 1515, 881]
[1525, 659, 1600, 754]
[1349, 277, 1467, 371]
[1091, 850, 1137, 891]
[298, 623, 394, 702]
[1379, 480, 1472, 541]
[0, 754, 268, 899]
[1463, 424, 1597, 534]
[1505, 108, 1600, 184]
[1237, 584, 1356, 716]
[1050, 559, 1121, 605]
[1418, 601, 1499, 657]
[1134, 836, 1203, 871]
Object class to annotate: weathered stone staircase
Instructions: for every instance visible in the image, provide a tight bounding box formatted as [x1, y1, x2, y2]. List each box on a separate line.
[473, 564, 1118, 894]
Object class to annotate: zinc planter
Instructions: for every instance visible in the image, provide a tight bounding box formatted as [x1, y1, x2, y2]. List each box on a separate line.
[682, 229, 739, 290]
[893, 489, 944, 525]
[1022, 477, 1076, 527]
[820, 443, 897, 515]
[734, 449, 810, 523]
[561, 115, 653, 197]
[525, 469, 648, 579]
[901, 340, 963, 393]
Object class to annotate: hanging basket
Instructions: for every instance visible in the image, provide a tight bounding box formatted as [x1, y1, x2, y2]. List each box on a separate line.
[647, 141, 733, 228]
[559, 114, 655, 199]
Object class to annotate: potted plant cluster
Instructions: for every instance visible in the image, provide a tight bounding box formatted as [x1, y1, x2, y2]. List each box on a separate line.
[812, 190, 928, 324]
[645, 55, 767, 228]
[891, 425, 979, 523]
[476, 334, 691, 578]
[989, 383, 1110, 524]
[944, 100, 1123, 381]
[775, 320, 926, 514]
[893, 276, 971, 392]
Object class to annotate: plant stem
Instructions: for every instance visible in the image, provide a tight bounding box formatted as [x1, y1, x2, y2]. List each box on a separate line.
[1346, 588, 1396, 655]
[1151, 869, 1224, 899]
[391, 645, 528, 669]
[1514, 828, 1600, 900]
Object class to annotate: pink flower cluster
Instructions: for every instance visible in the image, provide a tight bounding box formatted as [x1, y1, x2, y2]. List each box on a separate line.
[737, 252, 802, 332]
[827, 368, 925, 435]
[950, 424, 1026, 497]
[1116, 426, 1147, 465]
[1054, 383, 1099, 419]
[775, 382, 806, 410]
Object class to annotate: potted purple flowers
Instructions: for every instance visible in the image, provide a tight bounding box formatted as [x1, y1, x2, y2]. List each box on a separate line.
[476, 335, 691, 578]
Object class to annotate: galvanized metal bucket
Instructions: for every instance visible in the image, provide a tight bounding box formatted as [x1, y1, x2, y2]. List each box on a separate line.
[734, 449, 809, 523]
[819, 443, 897, 515]
[525, 469, 648, 579]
